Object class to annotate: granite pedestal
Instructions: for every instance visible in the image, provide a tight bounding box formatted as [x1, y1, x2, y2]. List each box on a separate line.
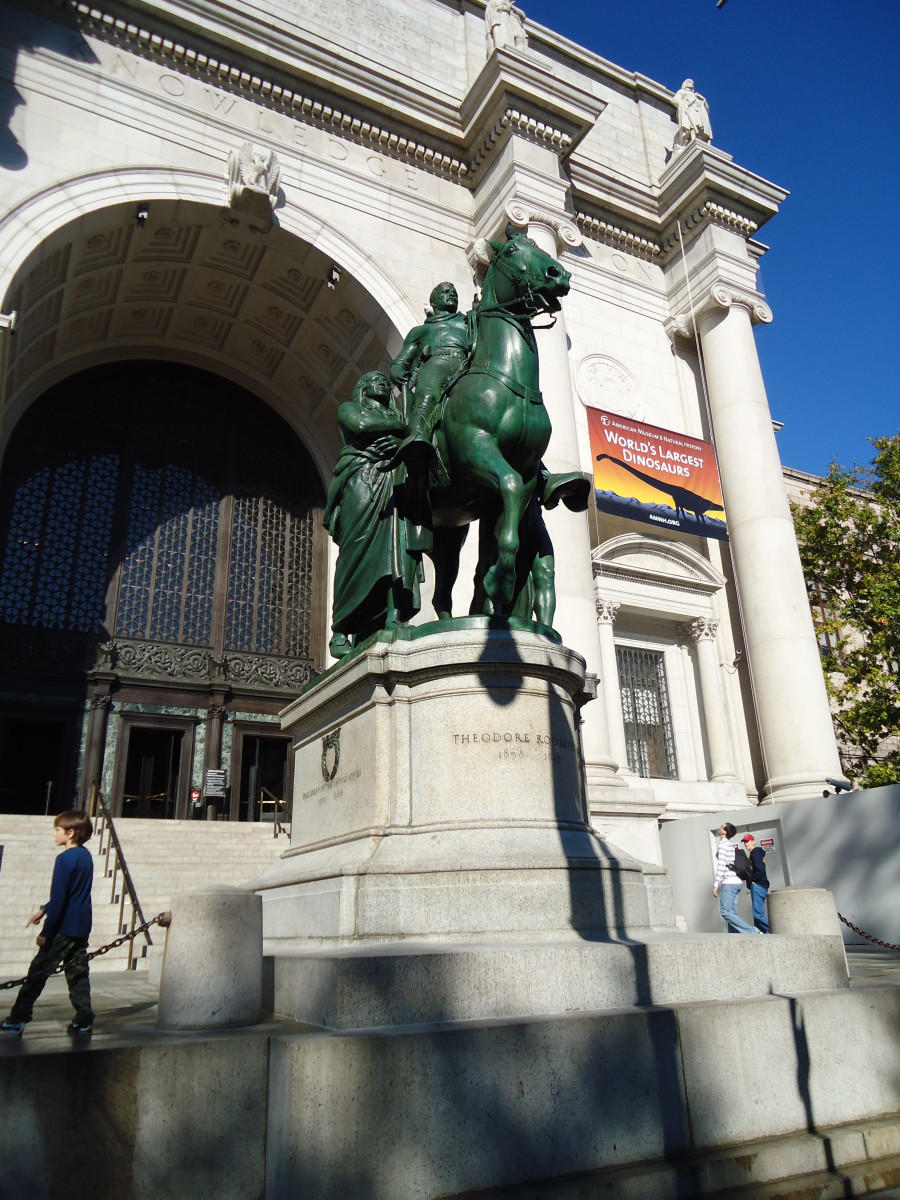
[251, 624, 844, 1029]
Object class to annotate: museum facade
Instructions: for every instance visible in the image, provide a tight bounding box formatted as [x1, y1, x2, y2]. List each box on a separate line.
[0, 0, 842, 861]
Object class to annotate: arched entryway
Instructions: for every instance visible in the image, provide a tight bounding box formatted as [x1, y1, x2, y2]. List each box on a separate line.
[0, 360, 326, 816]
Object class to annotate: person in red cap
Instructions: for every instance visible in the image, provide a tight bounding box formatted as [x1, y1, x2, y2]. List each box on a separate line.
[712, 823, 760, 935]
[741, 833, 770, 933]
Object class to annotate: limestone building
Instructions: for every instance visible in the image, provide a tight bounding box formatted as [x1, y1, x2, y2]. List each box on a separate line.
[0, 0, 843, 863]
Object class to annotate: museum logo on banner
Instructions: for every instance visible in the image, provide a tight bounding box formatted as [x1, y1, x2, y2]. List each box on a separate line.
[587, 409, 727, 540]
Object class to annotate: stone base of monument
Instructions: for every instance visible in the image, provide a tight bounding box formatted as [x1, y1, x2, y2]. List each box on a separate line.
[251, 625, 846, 1029]
[268, 931, 848, 1030]
[253, 623, 662, 946]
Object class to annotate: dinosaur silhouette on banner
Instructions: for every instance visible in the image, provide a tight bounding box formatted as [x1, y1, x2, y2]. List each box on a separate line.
[593, 452, 727, 539]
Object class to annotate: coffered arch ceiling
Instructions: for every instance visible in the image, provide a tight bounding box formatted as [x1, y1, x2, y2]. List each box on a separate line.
[0, 199, 400, 474]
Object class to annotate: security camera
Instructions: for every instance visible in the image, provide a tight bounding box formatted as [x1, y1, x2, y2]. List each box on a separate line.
[825, 777, 852, 794]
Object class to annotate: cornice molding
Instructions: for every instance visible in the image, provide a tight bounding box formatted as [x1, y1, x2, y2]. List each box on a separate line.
[58, 0, 471, 179]
[469, 109, 572, 179]
[461, 47, 606, 160]
[574, 212, 660, 260]
[659, 200, 758, 261]
[658, 140, 788, 233]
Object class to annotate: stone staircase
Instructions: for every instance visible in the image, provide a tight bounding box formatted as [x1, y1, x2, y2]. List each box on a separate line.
[0, 815, 288, 980]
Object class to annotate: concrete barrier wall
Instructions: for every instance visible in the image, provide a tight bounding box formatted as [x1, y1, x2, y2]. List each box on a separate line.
[0, 1039, 268, 1200]
[658, 784, 900, 941]
[267, 987, 900, 1200]
[2, 986, 900, 1199]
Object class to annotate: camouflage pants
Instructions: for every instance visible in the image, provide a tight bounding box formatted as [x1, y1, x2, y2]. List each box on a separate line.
[9, 934, 93, 1025]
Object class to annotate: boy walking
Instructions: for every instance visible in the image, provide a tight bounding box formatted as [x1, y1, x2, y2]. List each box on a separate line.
[1, 809, 95, 1036]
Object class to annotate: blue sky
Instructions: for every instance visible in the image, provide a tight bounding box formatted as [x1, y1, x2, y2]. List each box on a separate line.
[524, 0, 899, 477]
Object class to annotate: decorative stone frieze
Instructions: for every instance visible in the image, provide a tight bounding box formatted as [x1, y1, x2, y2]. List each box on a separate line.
[83, 637, 314, 692]
[58, 0, 469, 181]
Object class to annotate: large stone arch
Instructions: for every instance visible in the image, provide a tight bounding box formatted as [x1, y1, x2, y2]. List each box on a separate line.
[0, 168, 424, 819]
[0, 168, 419, 480]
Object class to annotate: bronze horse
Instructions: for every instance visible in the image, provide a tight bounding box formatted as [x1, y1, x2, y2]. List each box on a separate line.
[426, 230, 589, 625]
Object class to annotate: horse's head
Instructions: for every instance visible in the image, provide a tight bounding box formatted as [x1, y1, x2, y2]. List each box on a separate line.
[484, 230, 571, 316]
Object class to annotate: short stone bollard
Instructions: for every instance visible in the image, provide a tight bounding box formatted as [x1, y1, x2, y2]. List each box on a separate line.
[768, 885, 843, 938]
[157, 886, 263, 1030]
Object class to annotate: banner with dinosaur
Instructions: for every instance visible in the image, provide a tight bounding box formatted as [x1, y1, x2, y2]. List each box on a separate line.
[587, 409, 727, 540]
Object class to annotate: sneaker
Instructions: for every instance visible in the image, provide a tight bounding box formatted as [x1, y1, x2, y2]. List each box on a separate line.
[0, 1019, 24, 1036]
[66, 1020, 93, 1035]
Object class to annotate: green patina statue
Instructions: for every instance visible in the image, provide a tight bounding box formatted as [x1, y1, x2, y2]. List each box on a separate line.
[322, 371, 424, 659]
[387, 281, 471, 471]
[324, 231, 591, 657]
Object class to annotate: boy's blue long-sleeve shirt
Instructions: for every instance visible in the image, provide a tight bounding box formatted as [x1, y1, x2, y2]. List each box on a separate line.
[41, 846, 93, 941]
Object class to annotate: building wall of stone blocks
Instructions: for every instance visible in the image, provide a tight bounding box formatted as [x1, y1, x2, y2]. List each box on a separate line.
[0, 0, 842, 854]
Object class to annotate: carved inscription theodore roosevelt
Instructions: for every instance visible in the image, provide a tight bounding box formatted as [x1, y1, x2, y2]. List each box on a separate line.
[451, 731, 576, 761]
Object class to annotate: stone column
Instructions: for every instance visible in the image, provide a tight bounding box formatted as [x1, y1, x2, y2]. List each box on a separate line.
[685, 616, 735, 781]
[80, 692, 112, 808]
[594, 591, 629, 771]
[204, 703, 226, 775]
[505, 201, 622, 786]
[694, 285, 844, 799]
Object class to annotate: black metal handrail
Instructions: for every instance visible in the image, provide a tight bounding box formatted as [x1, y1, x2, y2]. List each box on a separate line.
[89, 786, 153, 969]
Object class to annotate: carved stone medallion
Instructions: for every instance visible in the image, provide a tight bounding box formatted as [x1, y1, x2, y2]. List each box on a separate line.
[576, 355, 643, 420]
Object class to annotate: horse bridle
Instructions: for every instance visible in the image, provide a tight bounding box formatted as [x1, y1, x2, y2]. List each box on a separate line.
[485, 240, 563, 324]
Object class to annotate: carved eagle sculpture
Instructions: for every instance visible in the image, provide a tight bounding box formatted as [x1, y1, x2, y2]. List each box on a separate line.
[226, 142, 281, 218]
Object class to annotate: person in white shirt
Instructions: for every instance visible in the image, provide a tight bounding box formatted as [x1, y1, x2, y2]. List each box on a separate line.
[712, 822, 760, 934]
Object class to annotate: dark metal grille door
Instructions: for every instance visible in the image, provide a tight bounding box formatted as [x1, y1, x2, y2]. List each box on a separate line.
[116, 463, 221, 644]
[0, 361, 323, 664]
[0, 453, 118, 631]
[616, 645, 678, 779]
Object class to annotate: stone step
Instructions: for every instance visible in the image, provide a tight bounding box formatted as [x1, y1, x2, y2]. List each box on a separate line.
[0, 814, 286, 977]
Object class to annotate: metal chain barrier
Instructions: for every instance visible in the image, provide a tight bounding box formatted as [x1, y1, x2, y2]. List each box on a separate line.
[838, 912, 900, 953]
[0, 912, 171, 991]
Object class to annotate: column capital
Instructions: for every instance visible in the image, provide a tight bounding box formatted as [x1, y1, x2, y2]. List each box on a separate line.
[504, 199, 583, 252]
[594, 591, 620, 625]
[685, 616, 719, 642]
[669, 284, 773, 340]
[707, 283, 773, 325]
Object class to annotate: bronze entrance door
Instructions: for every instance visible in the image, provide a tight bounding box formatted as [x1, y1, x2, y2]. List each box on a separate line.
[117, 722, 192, 819]
[233, 730, 291, 823]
